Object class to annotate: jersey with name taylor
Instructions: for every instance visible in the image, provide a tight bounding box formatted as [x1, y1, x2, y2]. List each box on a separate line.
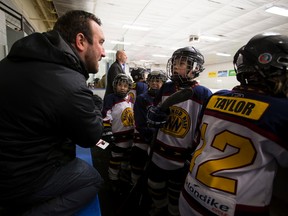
[181, 88, 288, 216]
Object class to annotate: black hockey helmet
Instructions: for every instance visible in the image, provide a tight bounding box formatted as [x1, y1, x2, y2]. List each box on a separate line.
[233, 33, 288, 97]
[147, 70, 168, 83]
[167, 46, 204, 86]
[112, 74, 132, 97]
[147, 70, 168, 96]
[129, 67, 147, 82]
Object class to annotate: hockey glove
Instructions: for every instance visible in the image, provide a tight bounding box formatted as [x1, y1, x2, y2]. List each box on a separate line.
[147, 106, 169, 128]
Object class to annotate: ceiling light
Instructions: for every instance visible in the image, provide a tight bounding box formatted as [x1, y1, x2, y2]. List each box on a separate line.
[200, 36, 221, 42]
[110, 40, 131, 45]
[265, 6, 288, 17]
[122, 24, 150, 31]
[216, 52, 231, 57]
[140, 59, 154, 62]
[152, 54, 170, 58]
[262, 32, 280, 36]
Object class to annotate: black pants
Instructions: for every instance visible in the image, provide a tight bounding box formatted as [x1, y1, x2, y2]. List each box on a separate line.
[147, 162, 187, 216]
[3, 158, 103, 216]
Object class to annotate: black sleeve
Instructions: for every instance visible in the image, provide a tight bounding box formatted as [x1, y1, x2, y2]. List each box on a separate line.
[59, 83, 104, 148]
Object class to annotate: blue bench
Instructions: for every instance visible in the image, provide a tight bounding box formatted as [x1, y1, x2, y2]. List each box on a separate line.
[75, 146, 101, 216]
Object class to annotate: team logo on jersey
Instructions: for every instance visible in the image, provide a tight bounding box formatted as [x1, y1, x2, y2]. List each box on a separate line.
[206, 95, 269, 120]
[121, 107, 134, 126]
[131, 82, 137, 88]
[161, 106, 190, 138]
[128, 91, 135, 103]
[185, 176, 236, 216]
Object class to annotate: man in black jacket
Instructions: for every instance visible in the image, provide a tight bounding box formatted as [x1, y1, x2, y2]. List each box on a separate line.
[0, 10, 105, 215]
[104, 50, 127, 97]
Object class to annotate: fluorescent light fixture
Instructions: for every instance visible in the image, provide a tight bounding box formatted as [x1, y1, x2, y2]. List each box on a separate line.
[200, 36, 221, 42]
[111, 40, 131, 45]
[122, 24, 150, 31]
[105, 50, 117, 53]
[152, 54, 170, 58]
[262, 32, 280, 36]
[265, 6, 288, 17]
[216, 52, 231, 57]
[140, 59, 153, 62]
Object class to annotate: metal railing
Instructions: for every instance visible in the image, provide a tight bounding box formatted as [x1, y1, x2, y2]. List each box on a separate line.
[0, 1, 35, 35]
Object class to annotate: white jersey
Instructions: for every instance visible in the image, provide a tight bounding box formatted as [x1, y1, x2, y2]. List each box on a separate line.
[152, 82, 212, 170]
[102, 94, 134, 145]
[179, 88, 288, 216]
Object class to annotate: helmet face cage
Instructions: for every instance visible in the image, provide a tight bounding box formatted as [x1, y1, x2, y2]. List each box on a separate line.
[130, 67, 146, 82]
[167, 47, 204, 86]
[112, 74, 132, 97]
[233, 34, 288, 97]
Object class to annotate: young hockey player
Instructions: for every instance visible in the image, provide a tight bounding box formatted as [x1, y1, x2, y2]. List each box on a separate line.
[102, 74, 134, 193]
[131, 70, 168, 185]
[146, 46, 212, 216]
[179, 34, 288, 216]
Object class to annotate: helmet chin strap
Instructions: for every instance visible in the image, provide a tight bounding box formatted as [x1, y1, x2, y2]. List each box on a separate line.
[148, 88, 159, 97]
[175, 79, 196, 89]
[116, 91, 128, 98]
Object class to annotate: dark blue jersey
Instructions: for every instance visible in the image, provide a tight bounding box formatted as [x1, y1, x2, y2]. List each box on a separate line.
[134, 91, 156, 143]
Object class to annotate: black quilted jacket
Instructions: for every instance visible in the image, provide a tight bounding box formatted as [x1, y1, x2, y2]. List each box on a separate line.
[0, 30, 103, 202]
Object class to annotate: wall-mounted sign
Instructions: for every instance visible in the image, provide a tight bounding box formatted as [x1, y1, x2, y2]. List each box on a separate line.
[228, 69, 236, 76]
[218, 70, 228, 77]
[208, 69, 236, 78]
[208, 71, 217, 78]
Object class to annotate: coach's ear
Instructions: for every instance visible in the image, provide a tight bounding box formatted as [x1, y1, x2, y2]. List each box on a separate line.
[74, 33, 88, 52]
